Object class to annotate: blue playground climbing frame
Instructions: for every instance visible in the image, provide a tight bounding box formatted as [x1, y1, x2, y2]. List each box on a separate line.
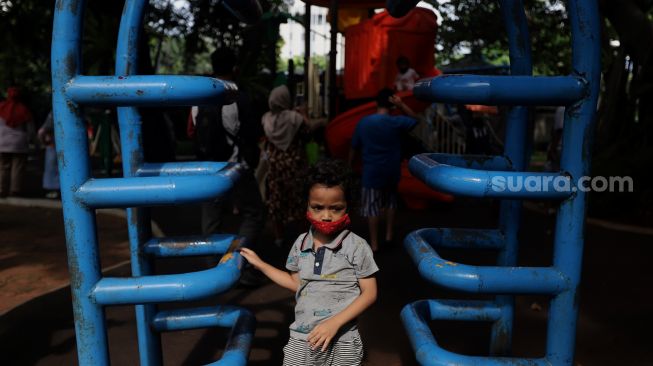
[51, 0, 261, 365]
[388, 0, 601, 365]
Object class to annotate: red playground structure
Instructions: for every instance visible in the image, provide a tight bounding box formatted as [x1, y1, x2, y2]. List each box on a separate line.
[325, 8, 452, 208]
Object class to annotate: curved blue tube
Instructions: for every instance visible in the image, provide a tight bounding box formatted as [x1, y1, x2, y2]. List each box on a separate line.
[409, 154, 574, 200]
[414, 75, 587, 106]
[75, 164, 239, 208]
[405, 229, 570, 294]
[417, 228, 505, 250]
[401, 301, 552, 366]
[143, 234, 238, 257]
[91, 251, 244, 305]
[153, 306, 255, 366]
[136, 162, 230, 177]
[76, 175, 234, 207]
[66, 75, 238, 106]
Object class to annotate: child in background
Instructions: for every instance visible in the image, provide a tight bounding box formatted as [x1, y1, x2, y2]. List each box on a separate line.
[394, 56, 420, 92]
[38, 110, 60, 199]
[240, 159, 378, 366]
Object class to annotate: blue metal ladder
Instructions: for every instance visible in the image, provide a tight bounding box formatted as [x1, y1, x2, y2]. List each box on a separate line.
[51, 1, 262, 365]
[386, 0, 600, 365]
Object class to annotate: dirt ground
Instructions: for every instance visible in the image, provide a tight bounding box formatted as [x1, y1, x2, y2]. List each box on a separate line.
[0, 204, 130, 315]
[1, 198, 652, 366]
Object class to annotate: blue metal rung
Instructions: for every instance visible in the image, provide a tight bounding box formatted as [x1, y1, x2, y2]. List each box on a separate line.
[153, 306, 256, 366]
[143, 234, 239, 257]
[413, 75, 587, 106]
[75, 164, 239, 208]
[66, 75, 238, 107]
[405, 229, 569, 294]
[401, 300, 550, 366]
[409, 153, 573, 200]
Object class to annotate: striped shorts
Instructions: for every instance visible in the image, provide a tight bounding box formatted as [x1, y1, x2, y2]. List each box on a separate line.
[360, 186, 398, 217]
[282, 336, 364, 366]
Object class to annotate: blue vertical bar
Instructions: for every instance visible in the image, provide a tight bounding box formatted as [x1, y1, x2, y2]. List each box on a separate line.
[490, 0, 533, 355]
[115, 1, 162, 365]
[51, 1, 109, 365]
[546, 0, 601, 364]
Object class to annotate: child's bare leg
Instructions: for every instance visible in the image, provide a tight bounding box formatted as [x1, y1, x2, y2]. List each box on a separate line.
[368, 215, 380, 251]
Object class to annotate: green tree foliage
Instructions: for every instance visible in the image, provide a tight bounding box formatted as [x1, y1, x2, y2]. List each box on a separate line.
[431, 0, 571, 76]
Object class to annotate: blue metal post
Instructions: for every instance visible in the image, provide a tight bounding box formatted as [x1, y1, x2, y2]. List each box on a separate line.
[52, 0, 261, 365]
[391, 0, 601, 364]
[52, 1, 109, 364]
[490, 0, 532, 355]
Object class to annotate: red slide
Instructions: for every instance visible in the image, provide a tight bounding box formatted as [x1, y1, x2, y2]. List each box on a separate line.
[325, 91, 454, 209]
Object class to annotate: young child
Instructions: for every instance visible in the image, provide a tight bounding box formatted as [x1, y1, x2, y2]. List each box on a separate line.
[240, 159, 378, 365]
[394, 56, 420, 92]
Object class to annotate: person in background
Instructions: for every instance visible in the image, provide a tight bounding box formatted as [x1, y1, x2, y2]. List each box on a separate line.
[262, 85, 312, 247]
[349, 88, 418, 252]
[191, 48, 266, 284]
[394, 56, 420, 92]
[38, 110, 60, 199]
[0, 86, 34, 198]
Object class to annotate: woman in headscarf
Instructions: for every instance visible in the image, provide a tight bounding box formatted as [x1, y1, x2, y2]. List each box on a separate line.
[0, 86, 34, 197]
[262, 85, 310, 246]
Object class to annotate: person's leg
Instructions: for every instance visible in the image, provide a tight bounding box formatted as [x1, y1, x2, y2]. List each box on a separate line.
[10, 153, 27, 195]
[0, 153, 10, 197]
[361, 187, 381, 251]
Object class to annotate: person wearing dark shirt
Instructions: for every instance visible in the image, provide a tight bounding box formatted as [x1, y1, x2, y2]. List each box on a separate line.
[349, 89, 418, 252]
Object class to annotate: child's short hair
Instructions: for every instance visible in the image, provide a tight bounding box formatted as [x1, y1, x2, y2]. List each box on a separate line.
[304, 159, 354, 208]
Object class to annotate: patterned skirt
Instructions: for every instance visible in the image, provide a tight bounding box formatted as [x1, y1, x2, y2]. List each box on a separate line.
[265, 143, 307, 224]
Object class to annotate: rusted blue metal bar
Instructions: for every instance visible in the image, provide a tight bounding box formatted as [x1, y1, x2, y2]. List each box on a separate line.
[51, 0, 260, 365]
[136, 162, 230, 177]
[66, 75, 238, 106]
[405, 229, 570, 294]
[395, 0, 601, 364]
[75, 168, 238, 207]
[91, 253, 242, 305]
[143, 234, 238, 257]
[413, 228, 506, 250]
[413, 75, 587, 106]
[409, 153, 574, 200]
[153, 306, 256, 366]
[401, 301, 550, 366]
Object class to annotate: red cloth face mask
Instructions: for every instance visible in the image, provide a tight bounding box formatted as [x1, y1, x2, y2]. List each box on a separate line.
[306, 212, 351, 236]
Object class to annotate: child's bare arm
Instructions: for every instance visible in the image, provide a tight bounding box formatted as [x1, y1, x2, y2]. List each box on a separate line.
[307, 276, 378, 351]
[239, 248, 299, 292]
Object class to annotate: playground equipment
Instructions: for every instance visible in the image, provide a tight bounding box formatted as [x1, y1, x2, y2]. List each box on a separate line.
[392, 0, 600, 365]
[51, 1, 261, 365]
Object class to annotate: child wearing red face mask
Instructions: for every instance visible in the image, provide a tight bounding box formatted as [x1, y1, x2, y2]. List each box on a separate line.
[240, 159, 378, 366]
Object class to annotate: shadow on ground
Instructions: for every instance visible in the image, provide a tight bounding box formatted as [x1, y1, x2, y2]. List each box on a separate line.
[1, 198, 652, 365]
